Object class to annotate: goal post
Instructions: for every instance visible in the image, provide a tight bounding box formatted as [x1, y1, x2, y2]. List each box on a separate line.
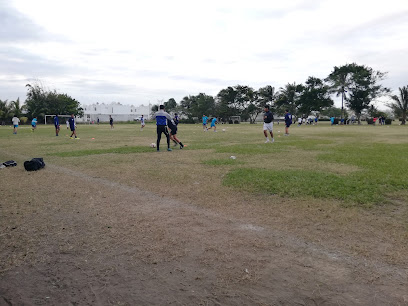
[44, 115, 71, 125]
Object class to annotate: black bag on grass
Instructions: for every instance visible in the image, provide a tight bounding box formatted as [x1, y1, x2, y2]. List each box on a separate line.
[2, 160, 17, 167]
[24, 158, 45, 171]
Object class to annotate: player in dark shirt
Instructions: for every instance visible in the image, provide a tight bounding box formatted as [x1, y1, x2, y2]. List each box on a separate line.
[284, 109, 292, 136]
[263, 105, 274, 143]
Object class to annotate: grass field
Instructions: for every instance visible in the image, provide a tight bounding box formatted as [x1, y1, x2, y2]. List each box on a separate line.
[1, 122, 408, 304]
[2, 122, 408, 207]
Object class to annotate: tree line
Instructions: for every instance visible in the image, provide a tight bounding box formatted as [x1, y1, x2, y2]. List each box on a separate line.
[1, 63, 407, 125]
[152, 63, 407, 125]
[0, 81, 83, 124]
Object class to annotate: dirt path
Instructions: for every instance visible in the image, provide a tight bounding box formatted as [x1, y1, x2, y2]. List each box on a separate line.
[1, 156, 407, 305]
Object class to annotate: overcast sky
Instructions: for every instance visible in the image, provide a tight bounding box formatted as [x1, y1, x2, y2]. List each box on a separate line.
[1, 0, 407, 108]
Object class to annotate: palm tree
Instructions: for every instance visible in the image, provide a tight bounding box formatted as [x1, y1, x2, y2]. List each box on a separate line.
[11, 98, 25, 118]
[388, 86, 408, 125]
[275, 83, 303, 115]
[325, 65, 352, 121]
[0, 99, 11, 124]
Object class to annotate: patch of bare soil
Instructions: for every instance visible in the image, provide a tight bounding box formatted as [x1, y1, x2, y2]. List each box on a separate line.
[1, 160, 408, 305]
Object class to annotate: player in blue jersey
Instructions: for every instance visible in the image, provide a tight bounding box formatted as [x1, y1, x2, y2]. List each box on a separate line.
[284, 109, 292, 136]
[207, 117, 217, 132]
[154, 105, 172, 151]
[68, 114, 79, 139]
[202, 114, 208, 131]
[54, 114, 60, 136]
[31, 117, 37, 132]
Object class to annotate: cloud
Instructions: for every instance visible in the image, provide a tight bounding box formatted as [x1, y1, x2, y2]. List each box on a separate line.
[0, 2, 60, 43]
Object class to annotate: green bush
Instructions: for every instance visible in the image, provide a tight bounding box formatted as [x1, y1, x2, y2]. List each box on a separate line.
[385, 119, 392, 125]
[20, 117, 29, 124]
[366, 118, 374, 124]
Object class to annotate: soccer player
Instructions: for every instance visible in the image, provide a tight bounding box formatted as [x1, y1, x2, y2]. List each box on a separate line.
[263, 105, 274, 143]
[284, 109, 292, 136]
[31, 117, 37, 132]
[54, 115, 60, 136]
[140, 115, 145, 131]
[168, 118, 184, 149]
[69, 114, 79, 139]
[202, 114, 208, 131]
[12, 115, 20, 134]
[154, 105, 172, 152]
[109, 115, 114, 129]
[207, 117, 217, 132]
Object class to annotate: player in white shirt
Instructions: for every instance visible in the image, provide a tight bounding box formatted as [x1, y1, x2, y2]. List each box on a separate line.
[12, 116, 20, 134]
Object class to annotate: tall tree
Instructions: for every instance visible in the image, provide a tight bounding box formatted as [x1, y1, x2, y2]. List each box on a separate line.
[244, 85, 277, 124]
[10, 98, 25, 118]
[325, 65, 352, 120]
[0, 99, 11, 123]
[180, 94, 215, 119]
[345, 64, 389, 124]
[387, 86, 408, 125]
[25, 82, 83, 121]
[326, 63, 389, 124]
[164, 98, 177, 112]
[297, 77, 333, 116]
[275, 83, 303, 116]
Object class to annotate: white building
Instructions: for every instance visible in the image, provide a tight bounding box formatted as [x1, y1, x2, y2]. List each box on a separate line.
[77, 102, 152, 123]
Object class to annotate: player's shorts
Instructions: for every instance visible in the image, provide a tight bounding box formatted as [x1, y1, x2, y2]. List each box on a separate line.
[13, 125, 18, 128]
[70, 126, 75, 131]
[32, 124, 36, 128]
[210, 123, 215, 127]
[263, 122, 273, 132]
[55, 124, 59, 129]
[170, 126, 177, 135]
[285, 122, 291, 128]
[203, 123, 207, 126]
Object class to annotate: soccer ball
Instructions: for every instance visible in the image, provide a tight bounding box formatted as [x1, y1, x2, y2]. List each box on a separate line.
[150, 143, 156, 148]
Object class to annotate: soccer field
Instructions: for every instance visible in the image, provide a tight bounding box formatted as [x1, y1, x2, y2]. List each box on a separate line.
[1, 122, 407, 304]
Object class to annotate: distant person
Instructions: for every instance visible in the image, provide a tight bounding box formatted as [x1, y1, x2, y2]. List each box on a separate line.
[263, 105, 274, 143]
[140, 115, 145, 131]
[284, 109, 292, 136]
[330, 117, 335, 125]
[167, 117, 184, 149]
[202, 114, 208, 131]
[12, 115, 20, 134]
[174, 113, 179, 126]
[54, 115, 60, 136]
[298, 117, 302, 126]
[314, 116, 318, 125]
[97, 117, 100, 125]
[154, 105, 172, 152]
[69, 114, 79, 139]
[31, 117, 37, 132]
[109, 115, 114, 129]
[207, 117, 217, 132]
